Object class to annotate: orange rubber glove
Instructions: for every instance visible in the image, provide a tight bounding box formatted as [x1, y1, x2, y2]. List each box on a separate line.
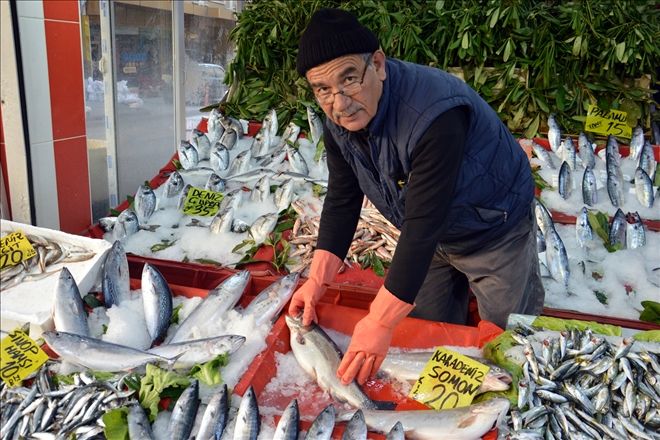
[337, 286, 414, 385]
[287, 249, 343, 326]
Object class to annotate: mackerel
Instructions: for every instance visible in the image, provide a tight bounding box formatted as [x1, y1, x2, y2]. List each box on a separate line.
[141, 263, 173, 343]
[196, 383, 229, 440]
[147, 335, 245, 368]
[243, 273, 300, 326]
[101, 240, 129, 307]
[52, 268, 89, 336]
[169, 380, 199, 440]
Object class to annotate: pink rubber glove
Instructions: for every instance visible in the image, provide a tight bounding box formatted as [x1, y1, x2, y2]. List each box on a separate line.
[287, 250, 343, 326]
[337, 286, 414, 385]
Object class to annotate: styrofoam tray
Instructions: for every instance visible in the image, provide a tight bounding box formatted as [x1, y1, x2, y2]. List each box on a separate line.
[1, 220, 112, 337]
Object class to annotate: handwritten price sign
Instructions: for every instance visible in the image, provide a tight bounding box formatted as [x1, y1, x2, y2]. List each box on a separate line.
[0, 231, 37, 270]
[409, 347, 490, 410]
[584, 105, 632, 139]
[0, 329, 49, 386]
[182, 187, 224, 217]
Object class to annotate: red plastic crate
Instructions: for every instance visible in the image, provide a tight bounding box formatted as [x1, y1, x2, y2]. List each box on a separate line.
[233, 302, 503, 439]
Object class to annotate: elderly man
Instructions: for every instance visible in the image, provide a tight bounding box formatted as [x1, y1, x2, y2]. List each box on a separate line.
[288, 8, 544, 386]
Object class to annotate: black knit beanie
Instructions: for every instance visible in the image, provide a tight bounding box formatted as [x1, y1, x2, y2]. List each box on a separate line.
[296, 8, 379, 76]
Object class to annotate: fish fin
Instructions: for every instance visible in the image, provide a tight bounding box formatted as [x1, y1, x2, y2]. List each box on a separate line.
[373, 400, 397, 410]
[457, 413, 478, 429]
[165, 352, 187, 371]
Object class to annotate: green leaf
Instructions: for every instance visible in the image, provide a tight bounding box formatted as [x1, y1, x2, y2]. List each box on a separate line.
[172, 159, 182, 170]
[170, 304, 183, 325]
[312, 184, 327, 198]
[593, 290, 608, 305]
[572, 35, 582, 57]
[524, 115, 541, 139]
[633, 330, 660, 342]
[232, 239, 256, 253]
[139, 364, 190, 421]
[150, 240, 177, 253]
[102, 407, 129, 440]
[372, 256, 385, 277]
[194, 258, 222, 266]
[615, 41, 626, 62]
[461, 33, 469, 50]
[83, 293, 103, 309]
[110, 208, 121, 216]
[189, 353, 230, 386]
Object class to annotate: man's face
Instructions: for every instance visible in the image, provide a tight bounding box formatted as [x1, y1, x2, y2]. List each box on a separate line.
[306, 51, 386, 132]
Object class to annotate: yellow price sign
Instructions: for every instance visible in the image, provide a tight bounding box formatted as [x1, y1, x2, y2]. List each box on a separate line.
[0, 329, 49, 386]
[584, 105, 632, 139]
[409, 347, 490, 410]
[182, 187, 224, 217]
[0, 231, 37, 270]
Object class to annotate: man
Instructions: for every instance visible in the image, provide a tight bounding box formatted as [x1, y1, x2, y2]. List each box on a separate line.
[288, 8, 544, 386]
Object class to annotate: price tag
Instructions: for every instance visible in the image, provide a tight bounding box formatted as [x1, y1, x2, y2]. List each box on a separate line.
[182, 187, 224, 217]
[0, 329, 49, 386]
[584, 105, 632, 139]
[0, 231, 37, 270]
[409, 347, 490, 410]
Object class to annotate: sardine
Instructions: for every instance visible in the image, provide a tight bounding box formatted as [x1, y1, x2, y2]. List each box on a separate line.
[147, 335, 245, 368]
[634, 167, 654, 208]
[101, 240, 130, 307]
[243, 273, 300, 326]
[307, 106, 323, 148]
[178, 140, 199, 170]
[575, 207, 593, 249]
[305, 405, 335, 440]
[609, 208, 627, 249]
[196, 383, 229, 440]
[581, 166, 598, 206]
[547, 114, 562, 154]
[141, 263, 173, 343]
[233, 386, 260, 440]
[169, 380, 199, 440]
[273, 399, 299, 440]
[52, 267, 89, 336]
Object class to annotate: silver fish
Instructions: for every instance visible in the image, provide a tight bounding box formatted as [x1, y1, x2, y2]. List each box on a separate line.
[206, 108, 225, 145]
[273, 399, 299, 440]
[287, 145, 309, 175]
[609, 208, 627, 249]
[243, 273, 300, 326]
[249, 213, 278, 244]
[605, 135, 620, 167]
[531, 142, 555, 169]
[634, 167, 654, 208]
[277, 122, 301, 149]
[251, 130, 272, 158]
[256, 149, 287, 168]
[141, 263, 173, 343]
[629, 125, 645, 162]
[575, 207, 593, 249]
[547, 114, 562, 154]
[307, 106, 324, 148]
[534, 199, 554, 236]
[128, 404, 154, 440]
[233, 386, 260, 440]
[164, 171, 185, 198]
[220, 116, 243, 139]
[251, 174, 271, 203]
[205, 173, 227, 193]
[219, 127, 239, 150]
[305, 405, 335, 440]
[231, 218, 250, 233]
[558, 161, 572, 199]
[210, 143, 230, 173]
[385, 421, 404, 440]
[134, 184, 157, 224]
[263, 108, 279, 140]
[577, 132, 595, 170]
[53, 267, 89, 336]
[545, 227, 570, 288]
[169, 380, 199, 440]
[209, 207, 234, 234]
[626, 211, 646, 249]
[338, 398, 510, 440]
[196, 383, 229, 440]
[639, 140, 657, 182]
[219, 188, 245, 211]
[581, 166, 598, 206]
[178, 140, 199, 170]
[178, 184, 193, 210]
[101, 240, 129, 307]
[147, 335, 245, 368]
[168, 271, 250, 343]
[342, 410, 366, 440]
[42, 331, 173, 371]
[191, 129, 212, 160]
[285, 315, 383, 410]
[606, 160, 625, 207]
[227, 149, 252, 176]
[560, 137, 577, 170]
[274, 179, 295, 212]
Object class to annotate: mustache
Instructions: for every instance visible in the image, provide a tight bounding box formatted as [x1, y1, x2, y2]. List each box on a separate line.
[333, 104, 362, 120]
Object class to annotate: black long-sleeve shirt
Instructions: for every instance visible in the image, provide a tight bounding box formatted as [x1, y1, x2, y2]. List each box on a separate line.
[316, 106, 468, 304]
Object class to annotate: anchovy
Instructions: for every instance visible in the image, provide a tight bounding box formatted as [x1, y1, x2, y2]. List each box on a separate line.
[53, 267, 89, 336]
[626, 211, 646, 249]
[101, 240, 129, 307]
[307, 106, 324, 148]
[164, 171, 185, 198]
[233, 386, 260, 440]
[273, 399, 299, 440]
[141, 263, 173, 343]
[635, 167, 655, 208]
[147, 335, 245, 368]
[547, 114, 562, 154]
[178, 140, 199, 170]
[191, 129, 211, 160]
[305, 405, 335, 440]
[128, 404, 154, 440]
[575, 207, 593, 248]
[609, 208, 627, 249]
[629, 125, 645, 162]
[558, 161, 572, 199]
[342, 409, 367, 440]
[577, 132, 595, 169]
[168, 270, 250, 343]
[169, 380, 199, 440]
[581, 166, 598, 206]
[243, 273, 300, 326]
[196, 383, 229, 440]
[249, 213, 278, 244]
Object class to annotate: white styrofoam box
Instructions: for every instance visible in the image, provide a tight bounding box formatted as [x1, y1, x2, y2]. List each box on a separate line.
[1, 220, 112, 337]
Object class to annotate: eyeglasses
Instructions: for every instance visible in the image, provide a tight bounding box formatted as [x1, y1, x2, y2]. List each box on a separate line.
[313, 54, 373, 105]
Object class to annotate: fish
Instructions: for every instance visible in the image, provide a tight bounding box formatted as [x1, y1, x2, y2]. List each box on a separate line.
[544, 227, 570, 288]
[606, 159, 625, 207]
[305, 405, 336, 440]
[250, 174, 271, 203]
[274, 179, 295, 212]
[639, 140, 657, 182]
[191, 129, 212, 160]
[581, 166, 598, 206]
[337, 398, 510, 440]
[277, 122, 301, 149]
[626, 211, 646, 249]
[205, 173, 227, 193]
[256, 149, 287, 168]
[196, 383, 229, 440]
[249, 213, 278, 244]
[534, 199, 554, 236]
[219, 188, 245, 211]
[210, 143, 230, 173]
[164, 171, 185, 198]
[141, 263, 173, 343]
[629, 125, 645, 162]
[147, 335, 245, 368]
[547, 114, 562, 154]
[609, 208, 627, 249]
[560, 137, 577, 170]
[273, 399, 299, 440]
[233, 386, 260, 440]
[385, 421, 405, 440]
[307, 106, 324, 148]
[227, 149, 252, 176]
[42, 331, 174, 371]
[167, 270, 250, 343]
[178, 140, 199, 170]
[654, 120, 660, 145]
[605, 135, 620, 167]
[232, 218, 250, 233]
[206, 108, 225, 145]
[342, 410, 367, 440]
[128, 404, 154, 440]
[558, 161, 572, 199]
[251, 129, 272, 158]
[219, 116, 243, 140]
[263, 108, 279, 140]
[531, 142, 555, 169]
[134, 184, 157, 224]
[635, 167, 655, 208]
[577, 132, 595, 169]
[101, 240, 130, 307]
[285, 314, 392, 410]
[536, 228, 546, 253]
[209, 207, 234, 234]
[575, 206, 593, 249]
[219, 127, 239, 150]
[287, 145, 309, 175]
[243, 273, 300, 326]
[169, 380, 199, 440]
[52, 267, 89, 336]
